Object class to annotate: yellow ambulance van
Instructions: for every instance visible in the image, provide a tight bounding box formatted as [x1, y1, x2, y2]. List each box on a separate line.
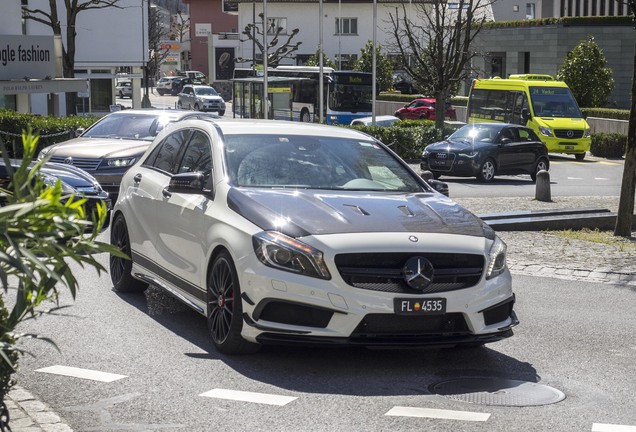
[467, 74, 591, 160]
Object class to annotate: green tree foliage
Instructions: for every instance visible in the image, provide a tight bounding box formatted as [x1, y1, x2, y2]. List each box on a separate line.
[557, 36, 614, 108]
[305, 50, 337, 69]
[0, 131, 124, 423]
[353, 41, 394, 92]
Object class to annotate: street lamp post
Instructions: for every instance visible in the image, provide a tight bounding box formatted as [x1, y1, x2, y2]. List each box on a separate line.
[141, 0, 153, 108]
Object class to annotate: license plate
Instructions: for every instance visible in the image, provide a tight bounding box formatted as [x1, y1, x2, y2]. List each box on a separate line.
[394, 298, 446, 315]
[565, 145, 574, 150]
[430, 160, 449, 166]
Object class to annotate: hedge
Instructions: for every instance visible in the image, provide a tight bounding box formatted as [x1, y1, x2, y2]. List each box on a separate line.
[590, 133, 627, 158]
[0, 110, 101, 158]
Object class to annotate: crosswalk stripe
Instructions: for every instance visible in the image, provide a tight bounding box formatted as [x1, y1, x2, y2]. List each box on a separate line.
[385, 406, 490, 421]
[592, 423, 636, 432]
[199, 388, 297, 406]
[36, 365, 127, 382]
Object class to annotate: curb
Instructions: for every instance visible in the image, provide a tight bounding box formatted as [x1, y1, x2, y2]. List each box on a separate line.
[5, 386, 73, 432]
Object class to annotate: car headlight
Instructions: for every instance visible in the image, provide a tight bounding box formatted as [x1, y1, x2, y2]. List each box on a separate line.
[486, 235, 507, 280]
[42, 174, 75, 194]
[38, 149, 49, 161]
[538, 126, 553, 137]
[104, 157, 136, 168]
[584, 128, 591, 138]
[253, 231, 331, 280]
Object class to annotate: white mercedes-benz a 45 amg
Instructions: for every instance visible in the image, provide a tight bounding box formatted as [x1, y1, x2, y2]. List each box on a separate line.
[110, 118, 518, 354]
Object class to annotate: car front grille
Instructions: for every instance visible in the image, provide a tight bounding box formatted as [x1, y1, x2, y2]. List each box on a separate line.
[350, 313, 470, 338]
[335, 252, 484, 294]
[48, 156, 101, 171]
[426, 152, 456, 171]
[554, 129, 584, 139]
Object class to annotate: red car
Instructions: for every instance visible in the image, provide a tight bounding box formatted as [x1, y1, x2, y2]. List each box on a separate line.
[394, 98, 457, 121]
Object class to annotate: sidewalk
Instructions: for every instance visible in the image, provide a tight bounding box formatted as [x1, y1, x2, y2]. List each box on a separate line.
[3, 195, 635, 431]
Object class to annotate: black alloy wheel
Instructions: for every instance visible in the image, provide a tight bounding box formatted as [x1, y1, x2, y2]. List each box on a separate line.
[575, 153, 586, 161]
[109, 214, 148, 293]
[207, 251, 259, 354]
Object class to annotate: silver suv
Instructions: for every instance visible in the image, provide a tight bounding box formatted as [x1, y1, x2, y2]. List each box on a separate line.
[177, 84, 226, 115]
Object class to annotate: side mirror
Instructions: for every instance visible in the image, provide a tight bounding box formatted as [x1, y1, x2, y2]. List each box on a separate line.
[521, 108, 531, 122]
[500, 137, 512, 145]
[427, 179, 449, 197]
[168, 172, 212, 195]
[75, 128, 85, 137]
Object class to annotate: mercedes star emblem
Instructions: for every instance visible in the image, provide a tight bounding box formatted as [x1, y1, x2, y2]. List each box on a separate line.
[402, 256, 435, 291]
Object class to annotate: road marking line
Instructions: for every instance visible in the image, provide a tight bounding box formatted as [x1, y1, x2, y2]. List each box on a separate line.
[594, 177, 609, 180]
[592, 423, 636, 432]
[36, 365, 127, 383]
[385, 406, 490, 421]
[599, 161, 620, 166]
[199, 388, 297, 406]
[567, 177, 584, 180]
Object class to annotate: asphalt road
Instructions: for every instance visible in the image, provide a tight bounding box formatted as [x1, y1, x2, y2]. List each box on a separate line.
[12, 244, 636, 432]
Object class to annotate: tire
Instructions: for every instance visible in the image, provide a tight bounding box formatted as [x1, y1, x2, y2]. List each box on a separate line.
[531, 158, 549, 182]
[575, 153, 586, 161]
[477, 158, 496, 182]
[207, 251, 260, 355]
[157, 90, 164, 96]
[218, 110, 225, 116]
[109, 214, 148, 293]
[194, 103, 200, 111]
[432, 172, 442, 180]
[300, 109, 311, 122]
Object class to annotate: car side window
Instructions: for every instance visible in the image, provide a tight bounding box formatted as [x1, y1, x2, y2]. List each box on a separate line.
[517, 128, 533, 142]
[499, 128, 516, 143]
[178, 131, 212, 175]
[144, 130, 191, 174]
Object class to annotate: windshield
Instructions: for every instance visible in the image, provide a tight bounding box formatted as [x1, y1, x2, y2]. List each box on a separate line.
[195, 87, 219, 96]
[82, 114, 167, 141]
[450, 124, 501, 142]
[529, 86, 582, 118]
[329, 84, 373, 112]
[225, 134, 424, 192]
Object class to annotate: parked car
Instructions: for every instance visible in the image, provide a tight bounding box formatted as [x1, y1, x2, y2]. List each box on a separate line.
[421, 123, 550, 182]
[394, 98, 457, 121]
[1, 158, 111, 231]
[156, 77, 180, 96]
[350, 115, 401, 127]
[37, 110, 219, 195]
[116, 81, 133, 99]
[177, 84, 226, 115]
[109, 118, 518, 355]
[170, 77, 193, 96]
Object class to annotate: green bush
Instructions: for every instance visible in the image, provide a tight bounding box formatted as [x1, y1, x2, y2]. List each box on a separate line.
[581, 108, 629, 120]
[0, 110, 100, 158]
[590, 133, 626, 158]
[347, 122, 455, 161]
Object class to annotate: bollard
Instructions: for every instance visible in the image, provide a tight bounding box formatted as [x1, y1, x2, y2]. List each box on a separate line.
[535, 170, 551, 202]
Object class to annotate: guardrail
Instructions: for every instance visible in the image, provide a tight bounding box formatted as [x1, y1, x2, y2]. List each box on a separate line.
[375, 101, 628, 135]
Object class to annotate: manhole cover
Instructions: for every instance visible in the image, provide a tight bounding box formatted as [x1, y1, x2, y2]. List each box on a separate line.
[429, 377, 566, 407]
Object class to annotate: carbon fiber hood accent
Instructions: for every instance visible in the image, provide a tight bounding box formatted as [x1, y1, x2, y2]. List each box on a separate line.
[227, 188, 489, 238]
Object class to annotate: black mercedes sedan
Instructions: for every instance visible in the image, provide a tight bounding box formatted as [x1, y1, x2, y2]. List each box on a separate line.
[0, 159, 111, 231]
[421, 123, 549, 182]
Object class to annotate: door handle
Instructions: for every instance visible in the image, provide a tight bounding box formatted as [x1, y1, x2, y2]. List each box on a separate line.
[133, 173, 142, 183]
[162, 188, 172, 199]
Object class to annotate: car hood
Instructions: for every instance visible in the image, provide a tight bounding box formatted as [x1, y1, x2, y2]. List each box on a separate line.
[197, 95, 224, 101]
[227, 188, 489, 238]
[39, 162, 99, 188]
[426, 139, 490, 152]
[43, 137, 151, 158]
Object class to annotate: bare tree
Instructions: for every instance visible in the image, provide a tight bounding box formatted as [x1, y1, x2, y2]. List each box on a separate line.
[148, 5, 171, 82]
[614, 0, 636, 237]
[22, 0, 122, 113]
[237, 13, 302, 67]
[387, 0, 493, 128]
[170, 10, 190, 42]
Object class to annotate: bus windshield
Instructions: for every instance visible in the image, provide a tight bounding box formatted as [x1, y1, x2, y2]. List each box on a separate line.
[329, 84, 373, 112]
[529, 87, 582, 118]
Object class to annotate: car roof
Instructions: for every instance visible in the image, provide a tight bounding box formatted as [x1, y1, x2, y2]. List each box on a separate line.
[165, 118, 378, 140]
[98, 109, 219, 122]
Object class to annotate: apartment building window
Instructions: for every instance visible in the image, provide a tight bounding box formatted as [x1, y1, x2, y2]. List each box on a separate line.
[526, 3, 535, 18]
[267, 18, 287, 35]
[448, 3, 470, 8]
[335, 18, 357, 35]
